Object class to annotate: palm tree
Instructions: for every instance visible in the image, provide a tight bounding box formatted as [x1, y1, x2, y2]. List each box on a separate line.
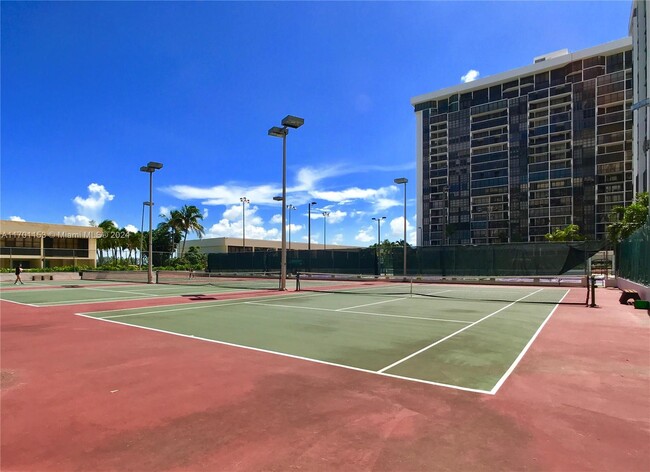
[97, 220, 118, 264]
[176, 205, 205, 256]
[160, 210, 184, 258]
[125, 230, 141, 264]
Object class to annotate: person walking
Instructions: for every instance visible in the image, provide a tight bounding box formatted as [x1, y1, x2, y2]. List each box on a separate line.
[14, 264, 24, 285]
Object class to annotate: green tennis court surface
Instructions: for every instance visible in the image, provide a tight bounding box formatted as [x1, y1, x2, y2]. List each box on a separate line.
[77, 285, 569, 394]
[0, 280, 276, 306]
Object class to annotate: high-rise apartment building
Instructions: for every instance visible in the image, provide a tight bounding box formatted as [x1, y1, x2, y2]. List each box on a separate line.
[411, 38, 633, 246]
[630, 0, 649, 195]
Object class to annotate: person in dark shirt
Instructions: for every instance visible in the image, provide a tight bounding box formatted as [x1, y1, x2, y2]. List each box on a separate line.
[14, 264, 24, 285]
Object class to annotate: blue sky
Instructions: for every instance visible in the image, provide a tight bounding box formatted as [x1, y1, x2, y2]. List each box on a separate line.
[1, 1, 632, 247]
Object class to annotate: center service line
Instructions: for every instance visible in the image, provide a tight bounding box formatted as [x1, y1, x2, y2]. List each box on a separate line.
[377, 288, 544, 373]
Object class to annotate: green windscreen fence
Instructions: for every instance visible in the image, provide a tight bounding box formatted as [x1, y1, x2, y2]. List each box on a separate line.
[208, 249, 377, 274]
[391, 241, 605, 276]
[617, 220, 650, 286]
[208, 241, 605, 277]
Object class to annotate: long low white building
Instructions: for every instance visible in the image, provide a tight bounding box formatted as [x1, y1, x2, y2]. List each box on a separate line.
[182, 237, 360, 255]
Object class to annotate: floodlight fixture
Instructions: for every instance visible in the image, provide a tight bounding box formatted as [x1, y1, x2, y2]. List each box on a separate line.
[281, 115, 305, 129]
[268, 127, 287, 138]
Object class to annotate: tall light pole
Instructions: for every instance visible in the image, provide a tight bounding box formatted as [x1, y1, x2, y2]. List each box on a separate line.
[140, 161, 163, 283]
[394, 177, 408, 276]
[287, 204, 296, 250]
[322, 211, 330, 250]
[139, 201, 151, 269]
[268, 115, 304, 290]
[240, 197, 250, 249]
[372, 216, 386, 275]
[307, 201, 317, 271]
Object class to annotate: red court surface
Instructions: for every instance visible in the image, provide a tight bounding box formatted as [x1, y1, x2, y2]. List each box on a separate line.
[1, 286, 649, 471]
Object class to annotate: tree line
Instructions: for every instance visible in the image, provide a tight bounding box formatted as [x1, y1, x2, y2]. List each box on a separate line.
[93, 204, 206, 269]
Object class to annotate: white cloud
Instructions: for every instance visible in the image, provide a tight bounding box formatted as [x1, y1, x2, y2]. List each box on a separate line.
[374, 198, 401, 211]
[314, 209, 347, 224]
[388, 216, 412, 241]
[162, 184, 280, 206]
[355, 225, 376, 244]
[270, 214, 282, 224]
[203, 204, 279, 241]
[9, 216, 25, 222]
[295, 165, 347, 191]
[461, 69, 480, 83]
[124, 224, 138, 233]
[63, 215, 93, 226]
[331, 233, 345, 245]
[223, 204, 243, 221]
[159, 206, 174, 218]
[203, 208, 209, 219]
[72, 183, 114, 218]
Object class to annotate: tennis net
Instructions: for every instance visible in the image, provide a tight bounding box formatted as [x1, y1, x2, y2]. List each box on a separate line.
[156, 270, 282, 290]
[81, 270, 149, 283]
[295, 272, 588, 305]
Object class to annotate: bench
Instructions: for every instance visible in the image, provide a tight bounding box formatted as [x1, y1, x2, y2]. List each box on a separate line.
[619, 289, 640, 305]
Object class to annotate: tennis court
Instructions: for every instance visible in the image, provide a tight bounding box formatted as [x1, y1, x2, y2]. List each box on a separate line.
[70, 281, 571, 394]
[2, 273, 648, 471]
[0, 273, 285, 306]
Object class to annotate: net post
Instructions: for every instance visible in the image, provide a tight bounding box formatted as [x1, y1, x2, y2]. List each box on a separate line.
[589, 275, 597, 307]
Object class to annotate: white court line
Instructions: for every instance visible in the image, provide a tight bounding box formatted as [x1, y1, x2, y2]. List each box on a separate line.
[82, 292, 328, 319]
[336, 297, 405, 311]
[0, 298, 41, 308]
[245, 301, 473, 324]
[36, 287, 294, 307]
[74, 312, 491, 395]
[377, 288, 545, 373]
[489, 289, 569, 395]
[84, 287, 166, 297]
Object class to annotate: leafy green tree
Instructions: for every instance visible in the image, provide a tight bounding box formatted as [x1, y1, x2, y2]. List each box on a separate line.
[544, 224, 586, 242]
[607, 192, 649, 243]
[183, 246, 207, 270]
[176, 205, 205, 255]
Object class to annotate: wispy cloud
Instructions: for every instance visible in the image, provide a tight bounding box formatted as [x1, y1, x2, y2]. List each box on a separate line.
[162, 163, 414, 208]
[162, 163, 413, 245]
[162, 184, 280, 206]
[461, 69, 480, 83]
